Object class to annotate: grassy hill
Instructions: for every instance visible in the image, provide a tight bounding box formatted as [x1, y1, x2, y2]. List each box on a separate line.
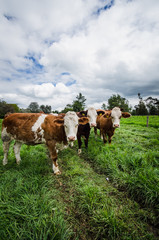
[0, 116, 159, 239]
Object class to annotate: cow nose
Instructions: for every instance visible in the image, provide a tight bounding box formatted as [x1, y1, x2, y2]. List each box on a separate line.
[114, 124, 120, 128]
[68, 136, 75, 141]
[91, 123, 96, 127]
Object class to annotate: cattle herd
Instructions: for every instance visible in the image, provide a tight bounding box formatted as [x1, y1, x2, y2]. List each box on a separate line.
[1, 107, 131, 175]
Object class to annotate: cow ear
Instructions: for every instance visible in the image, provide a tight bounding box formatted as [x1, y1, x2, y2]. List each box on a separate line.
[79, 111, 87, 116]
[122, 112, 131, 118]
[78, 117, 89, 125]
[103, 113, 111, 118]
[54, 118, 64, 126]
[97, 110, 105, 116]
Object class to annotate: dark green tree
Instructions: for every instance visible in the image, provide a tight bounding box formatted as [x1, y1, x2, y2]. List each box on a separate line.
[107, 94, 130, 111]
[72, 93, 86, 112]
[145, 97, 159, 115]
[40, 104, 52, 113]
[8, 104, 20, 112]
[101, 103, 107, 110]
[27, 102, 40, 113]
[0, 100, 15, 118]
[61, 93, 87, 113]
[62, 104, 73, 113]
[134, 93, 148, 115]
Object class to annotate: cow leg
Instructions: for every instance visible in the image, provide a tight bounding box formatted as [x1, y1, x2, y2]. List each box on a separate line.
[100, 130, 103, 140]
[2, 141, 10, 165]
[77, 135, 82, 154]
[101, 130, 107, 144]
[94, 127, 97, 138]
[14, 141, 22, 164]
[47, 141, 61, 175]
[108, 134, 112, 144]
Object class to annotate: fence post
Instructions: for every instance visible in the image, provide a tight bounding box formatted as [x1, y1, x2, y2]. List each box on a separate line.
[147, 116, 149, 127]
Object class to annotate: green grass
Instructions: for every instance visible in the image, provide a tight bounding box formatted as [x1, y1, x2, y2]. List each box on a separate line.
[0, 117, 159, 239]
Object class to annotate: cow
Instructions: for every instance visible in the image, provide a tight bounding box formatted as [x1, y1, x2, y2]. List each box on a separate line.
[77, 107, 97, 154]
[1, 112, 89, 175]
[94, 109, 108, 138]
[96, 107, 131, 144]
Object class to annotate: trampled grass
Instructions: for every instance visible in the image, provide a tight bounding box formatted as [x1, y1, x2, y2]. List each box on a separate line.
[0, 116, 159, 239]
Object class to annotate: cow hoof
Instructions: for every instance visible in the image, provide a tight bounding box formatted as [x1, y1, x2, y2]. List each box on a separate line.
[3, 160, 7, 166]
[78, 149, 82, 155]
[16, 160, 21, 165]
[54, 170, 61, 175]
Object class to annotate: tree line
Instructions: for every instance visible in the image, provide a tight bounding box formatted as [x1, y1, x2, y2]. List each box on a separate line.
[0, 93, 159, 118]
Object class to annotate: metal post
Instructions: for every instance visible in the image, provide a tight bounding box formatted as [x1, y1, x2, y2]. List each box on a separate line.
[147, 116, 149, 127]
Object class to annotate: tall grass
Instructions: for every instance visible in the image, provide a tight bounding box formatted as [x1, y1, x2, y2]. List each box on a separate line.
[0, 116, 159, 239]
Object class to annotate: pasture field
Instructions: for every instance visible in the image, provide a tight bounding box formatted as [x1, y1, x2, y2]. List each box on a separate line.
[0, 116, 159, 240]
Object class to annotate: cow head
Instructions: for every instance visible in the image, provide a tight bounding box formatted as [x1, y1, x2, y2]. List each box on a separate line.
[79, 107, 97, 127]
[103, 107, 131, 128]
[54, 111, 89, 142]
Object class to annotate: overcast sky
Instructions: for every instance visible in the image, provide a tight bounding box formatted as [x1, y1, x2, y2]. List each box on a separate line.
[0, 0, 159, 111]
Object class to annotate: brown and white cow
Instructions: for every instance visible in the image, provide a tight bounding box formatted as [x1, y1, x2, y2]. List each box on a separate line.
[1, 111, 89, 175]
[77, 107, 97, 154]
[96, 107, 131, 144]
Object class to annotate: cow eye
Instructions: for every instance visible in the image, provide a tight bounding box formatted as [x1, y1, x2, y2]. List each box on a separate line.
[76, 124, 79, 127]
[64, 125, 67, 128]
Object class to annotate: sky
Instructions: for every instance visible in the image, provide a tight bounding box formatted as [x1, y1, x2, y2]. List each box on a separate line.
[0, 0, 159, 111]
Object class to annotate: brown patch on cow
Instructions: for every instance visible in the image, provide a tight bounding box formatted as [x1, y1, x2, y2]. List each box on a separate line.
[78, 117, 89, 125]
[122, 112, 131, 118]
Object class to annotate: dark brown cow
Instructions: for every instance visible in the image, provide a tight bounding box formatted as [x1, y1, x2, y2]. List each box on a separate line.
[1, 112, 89, 174]
[96, 107, 131, 144]
[77, 107, 97, 154]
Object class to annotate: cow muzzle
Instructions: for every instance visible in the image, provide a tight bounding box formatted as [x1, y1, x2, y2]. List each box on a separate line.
[114, 124, 120, 128]
[68, 136, 76, 141]
[91, 123, 96, 127]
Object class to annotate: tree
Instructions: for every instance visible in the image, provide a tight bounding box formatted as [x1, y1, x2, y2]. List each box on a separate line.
[27, 102, 40, 113]
[101, 103, 107, 110]
[145, 97, 159, 115]
[134, 93, 148, 115]
[62, 104, 73, 113]
[62, 93, 87, 113]
[8, 104, 20, 112]
[72, 93, 86, 112]
[107, 94, 130, 111]
[40, 105, 52, 114]
[0, 100, 15, 118]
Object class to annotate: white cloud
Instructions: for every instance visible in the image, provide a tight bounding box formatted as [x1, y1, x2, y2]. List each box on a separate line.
[0, 0, 159, 110]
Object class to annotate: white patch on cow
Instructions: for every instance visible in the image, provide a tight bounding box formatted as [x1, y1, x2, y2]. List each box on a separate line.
[32, 114, 47, 143]
[1, 127, 11, 141]
[64, 111, 79, 141]
[87, 107, 97, 127]
[2, 141, 10, 165]
[111, 107, 122, 128]
[78, 149, 82, 155]
[14, 142, 22, 164]
[50, 113, 58, 116]
[52, 162, 61, 175]
[1, 127, 7, 138]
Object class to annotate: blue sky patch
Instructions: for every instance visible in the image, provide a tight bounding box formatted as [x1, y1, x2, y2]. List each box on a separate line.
[61, 72, 70, 76]
[24, 56, 44, 70]
[4, 14, 16, 21]
[66, 80, 76, 86]
[95, 0, 114, 15]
